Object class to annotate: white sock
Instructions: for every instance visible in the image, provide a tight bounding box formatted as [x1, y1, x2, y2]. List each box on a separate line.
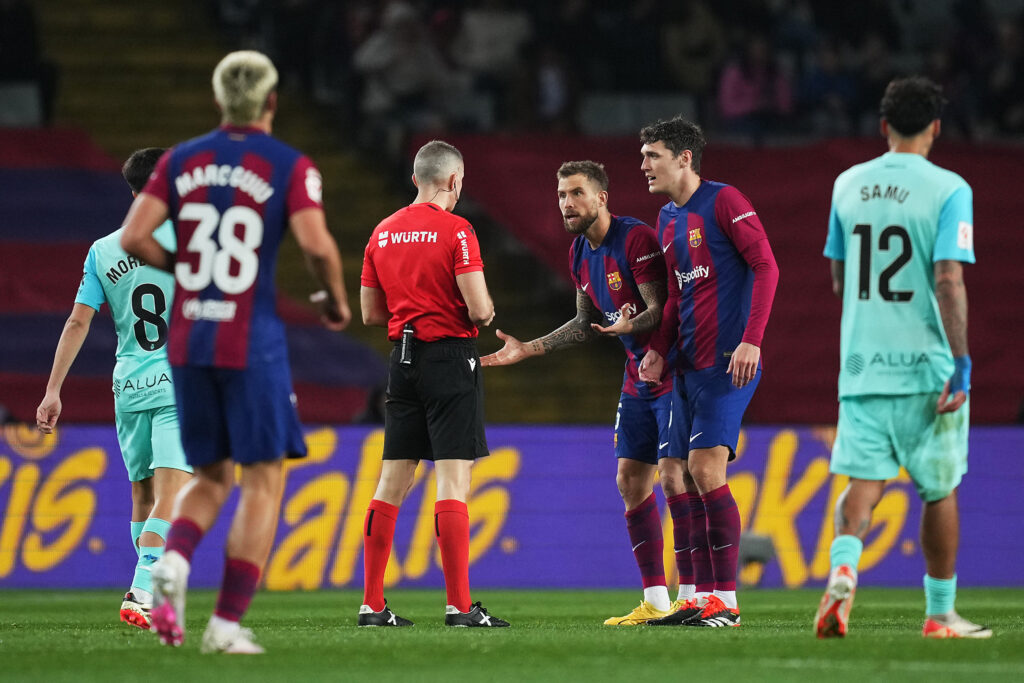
[131, 587, 153, 605]
[677, 584, 696, 602]
[713, 589, 737, 610]
[209, 614, 239, 633]
[644, 586, 671, 612]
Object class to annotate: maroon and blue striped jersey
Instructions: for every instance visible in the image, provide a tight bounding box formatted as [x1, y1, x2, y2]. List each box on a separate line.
[569, 215, 670, 398]
[143, 125, 323, 369]
[652, 180, 778, 372]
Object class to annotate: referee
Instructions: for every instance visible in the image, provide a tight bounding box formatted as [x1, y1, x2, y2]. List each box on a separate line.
[357, 140, 509, 628]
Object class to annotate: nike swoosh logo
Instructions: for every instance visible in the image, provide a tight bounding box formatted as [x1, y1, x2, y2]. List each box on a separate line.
[658, 442, 669, 449]
[689, 432, 703, 443]
[632, 541, 646, 551]
[674, 547, 691, 554]
[582, 283, 589, 291]
[662, 243, 671, 253]
[712, 543, 733, 551]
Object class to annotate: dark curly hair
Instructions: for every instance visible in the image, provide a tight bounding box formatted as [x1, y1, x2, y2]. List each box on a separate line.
[556, 160, 609, 191]
[122, 147, 166, 194]
[639, 116, 706, 174]
[880, 77, 946, 137]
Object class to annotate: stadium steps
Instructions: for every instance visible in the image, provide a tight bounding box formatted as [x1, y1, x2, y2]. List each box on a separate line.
[31, 0, 607, 423]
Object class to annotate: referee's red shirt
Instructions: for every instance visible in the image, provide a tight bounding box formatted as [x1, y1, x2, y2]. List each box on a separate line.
[361, 202, 484, 341]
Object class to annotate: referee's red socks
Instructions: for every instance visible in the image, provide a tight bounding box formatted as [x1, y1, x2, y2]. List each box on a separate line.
[363, 499, 399, 612]
[702, 484, 740, 592]
[435, 499, 472, 613]
[625, 492, 666, 589]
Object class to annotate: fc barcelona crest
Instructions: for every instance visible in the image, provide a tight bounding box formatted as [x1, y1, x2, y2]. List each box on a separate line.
[688, 227, 703, 248]
[606, 271, 623, 291]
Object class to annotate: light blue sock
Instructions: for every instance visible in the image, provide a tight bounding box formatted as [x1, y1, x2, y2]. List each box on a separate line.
[132, 518, 171, 595]
[130, 521, 145, 557]
[830, 534, 864, 572]
[924, 574, 956, 616]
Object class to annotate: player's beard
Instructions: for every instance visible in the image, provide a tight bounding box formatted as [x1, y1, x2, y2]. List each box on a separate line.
[563, 210, 597, 235]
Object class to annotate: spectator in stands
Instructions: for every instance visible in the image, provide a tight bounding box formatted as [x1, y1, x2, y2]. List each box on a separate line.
[849, 30, 897, 135]
[0, 0, 57, 125]
[800, 40, 857, 137]
[352, 2, 453, 158]
[661, 0, 726, 122]
[987, 16, 1024, 135]
[717, 33, 794, 144]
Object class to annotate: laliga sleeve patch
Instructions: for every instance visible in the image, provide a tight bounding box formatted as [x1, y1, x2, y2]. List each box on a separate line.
[957, 221, 973, 251]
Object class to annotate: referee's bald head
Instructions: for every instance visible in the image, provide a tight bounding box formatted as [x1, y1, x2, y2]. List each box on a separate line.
[413, 140, 463, 185]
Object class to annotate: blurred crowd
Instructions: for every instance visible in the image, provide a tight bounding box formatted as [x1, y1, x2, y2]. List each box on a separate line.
[211, 0, 1024, 152]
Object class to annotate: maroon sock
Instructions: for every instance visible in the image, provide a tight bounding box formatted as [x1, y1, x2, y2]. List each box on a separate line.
[163, 517, 204, 564]
[213, 557, 260, 622]
[363, 499, 399, 612]
[624, 492, 666, 588]
[702, 484, 741, 592]
[688, 492, 715, 593]
[666, 493, 695, 586]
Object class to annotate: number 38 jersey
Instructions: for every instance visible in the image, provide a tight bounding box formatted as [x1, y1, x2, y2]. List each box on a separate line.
[143, 125, 323, 369]
[824, 152, 976, 398]
[76, 221, 177, 412]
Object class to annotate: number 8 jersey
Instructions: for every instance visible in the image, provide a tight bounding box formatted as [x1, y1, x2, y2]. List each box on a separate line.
[76, 221, 177, 411]
[824, 151, 976, 398]
[143, 125, 323, 369]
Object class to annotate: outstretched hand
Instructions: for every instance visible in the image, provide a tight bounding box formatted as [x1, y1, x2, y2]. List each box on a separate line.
[480, 329, 531, 367]
[639, 349, 665, 385]
[591, 304, 634, 337]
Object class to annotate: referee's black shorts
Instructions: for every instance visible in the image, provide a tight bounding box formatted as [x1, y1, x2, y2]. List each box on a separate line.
[382, 337, 489, 461]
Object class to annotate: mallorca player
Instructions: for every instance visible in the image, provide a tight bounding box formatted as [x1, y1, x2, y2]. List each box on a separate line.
[120, 50, 351, 653]
[482, 160, 701, 625]
[639, 116, 779, 627]
[36, 147, 193, 631]
[815, 76, 990, 639]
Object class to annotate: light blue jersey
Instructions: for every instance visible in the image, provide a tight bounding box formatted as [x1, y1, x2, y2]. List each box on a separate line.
[76, 221, 177, 412]
[824, 152, 975, 397]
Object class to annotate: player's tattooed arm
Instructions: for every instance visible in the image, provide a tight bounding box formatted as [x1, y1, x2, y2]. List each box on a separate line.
[533, 288, 601, 354]
[934, 259, 968, 357]
[627, 280, 666, 336]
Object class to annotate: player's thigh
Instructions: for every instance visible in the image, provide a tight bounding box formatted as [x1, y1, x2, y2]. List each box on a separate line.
[668, 377, 695, 461]
[686, 365, 760, 460]
[173, 365, 229, 468]
[419, 343, 488, 462]
[382, 350, 432, 462]
[894, 393, 969, 502]
[614, 393, 664, 465]
[114, 408, 156, 482]
[222, 360, 307, 465]
[830, 396, 900, 481]
[148, 404, 192, 475]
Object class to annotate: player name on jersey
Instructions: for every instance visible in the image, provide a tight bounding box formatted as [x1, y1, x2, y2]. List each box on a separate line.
[103, 255, 147, 284]
[859, 184, 910, 203]
[174, 164, 275, 204]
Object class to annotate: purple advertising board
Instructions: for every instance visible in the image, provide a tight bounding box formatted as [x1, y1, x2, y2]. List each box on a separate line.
[1, 423, 1020, 589]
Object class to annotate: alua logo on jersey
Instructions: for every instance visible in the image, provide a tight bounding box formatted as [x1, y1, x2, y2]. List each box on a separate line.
[606, 271, 623, 291]
[688, 227, 703, 248]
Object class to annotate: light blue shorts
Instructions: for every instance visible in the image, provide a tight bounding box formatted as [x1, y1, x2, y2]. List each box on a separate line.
[114, 404, 191, 482]
[831, 394, 969, 502]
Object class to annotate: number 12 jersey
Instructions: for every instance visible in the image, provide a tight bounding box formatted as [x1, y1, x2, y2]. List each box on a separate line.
[143, 125, 324, 369]
[824, 151, 976, 398]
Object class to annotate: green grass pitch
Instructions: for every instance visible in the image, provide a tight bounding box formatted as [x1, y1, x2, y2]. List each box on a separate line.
[1, 588, 1021, 682]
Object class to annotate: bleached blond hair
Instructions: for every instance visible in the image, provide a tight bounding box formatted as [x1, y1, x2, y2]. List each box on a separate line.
[212, 51, 278, 125]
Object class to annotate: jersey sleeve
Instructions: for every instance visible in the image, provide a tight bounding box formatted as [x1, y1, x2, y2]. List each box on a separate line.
[567, 241, 580, 288]
[824, 196, 845, 260]
[715, 186, 779, 348]
[74, 245, 106, 311]
[360, 237, 380, 288]
[934, 184, 975, 264]
[286, 156, 324, 216]
[452, 222, 484, 275]
[625, 224, 667, 285]
[141, 149, 174, 204]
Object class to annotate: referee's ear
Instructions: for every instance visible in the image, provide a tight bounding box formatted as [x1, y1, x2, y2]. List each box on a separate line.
[411, 174, 420, 188]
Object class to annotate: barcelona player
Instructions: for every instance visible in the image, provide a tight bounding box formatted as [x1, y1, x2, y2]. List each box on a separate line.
[121, 50, 350, 653]
[815, 76, 990, 639]
[483, 161, 701, 625]
[639, 117, 779, 627]
[36, 147, 193, 631]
